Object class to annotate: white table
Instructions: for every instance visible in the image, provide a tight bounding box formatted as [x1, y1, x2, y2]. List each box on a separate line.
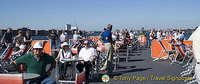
[60, 58, 83, 80]
[22, 73, 40, 81]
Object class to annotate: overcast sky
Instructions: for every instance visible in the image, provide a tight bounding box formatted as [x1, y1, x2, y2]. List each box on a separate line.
[0, 0, 199, 31]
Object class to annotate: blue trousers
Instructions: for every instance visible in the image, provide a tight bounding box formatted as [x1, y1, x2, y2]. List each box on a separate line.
[146, 38, 150, 48]
[26, 77, 56, 84]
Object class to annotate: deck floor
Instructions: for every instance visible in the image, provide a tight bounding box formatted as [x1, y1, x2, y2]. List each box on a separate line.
[51, 47, 190, 84]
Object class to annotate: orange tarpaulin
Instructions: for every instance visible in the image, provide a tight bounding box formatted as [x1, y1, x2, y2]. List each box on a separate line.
[165, 36, 174, 40]
[31, 40, 51, 55]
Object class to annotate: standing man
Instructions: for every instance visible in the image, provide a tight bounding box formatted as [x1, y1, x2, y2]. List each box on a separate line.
[149, 28, 156, 47]
[1, 27, 13, 47]
[76, 40, 97, 84]
[60, 30, 68, 44]
[13, 42, 56, 84]
[101, 24, 114, 73]
[73, 31, 81, 43]
[144, 29, 150, 48]
[47, 29, 58, 49]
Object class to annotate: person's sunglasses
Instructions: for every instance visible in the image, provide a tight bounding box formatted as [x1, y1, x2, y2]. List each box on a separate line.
[63, 46, 69, 47]
[84, 43, 89, 45]
[34, 48, 43, 50]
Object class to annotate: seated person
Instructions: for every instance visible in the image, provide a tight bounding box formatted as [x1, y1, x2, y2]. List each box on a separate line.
[170, 39, 176, 50]
[24, 31, 32, 46]
[173, 39, 191, 60]
[76, 40, 97, 84]
[13, 42, 56, 84]
[177, 39, 187, 52]
[118, 41, 128, 49]
[14, 31, 24, 49]
[12, 45, 26, 57]
[55, 42, 72, 80]
[132, 34, 138, 44]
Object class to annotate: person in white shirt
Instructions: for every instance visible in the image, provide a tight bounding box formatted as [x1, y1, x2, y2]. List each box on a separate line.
[174, 30, 179, 41]
[73, 31, 81, 43]
[129, 30, 134, 40]
[112, 32, 117, 42]
[76, 40, 97, 83]
[156, 30, 162, 40]
[178, 31, 184, 41]
[60, 30, 68, 44]
[55, 42, 72, 80]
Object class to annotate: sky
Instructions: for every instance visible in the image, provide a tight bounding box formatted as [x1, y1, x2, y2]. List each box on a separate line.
[0, 0, 199, 31]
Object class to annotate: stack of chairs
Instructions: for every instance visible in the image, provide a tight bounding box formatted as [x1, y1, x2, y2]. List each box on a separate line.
[0, 46, 14, 73]
[96, 41, 106, 72]
[178, 44, 198, 84]
[115, 41, 130, 63]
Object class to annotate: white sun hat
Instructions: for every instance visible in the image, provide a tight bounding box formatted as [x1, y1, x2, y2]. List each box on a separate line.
[61, 42, 69, 48]
[33, 42, 43, 49]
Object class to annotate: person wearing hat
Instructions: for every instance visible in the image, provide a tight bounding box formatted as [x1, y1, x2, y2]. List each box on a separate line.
[98, 28, 107, 40]
[13, 42, 56, 84]
[12, 45, 26, 56]
[55, 42, 72, 80]
[76, 40, 97, 84]
[14, 30, 24, 48]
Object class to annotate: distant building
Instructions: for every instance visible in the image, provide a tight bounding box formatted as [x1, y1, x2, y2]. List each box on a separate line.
[65, 24, 71, 30]
[140, 27, 144, 33]
[71, 27, 78, 30]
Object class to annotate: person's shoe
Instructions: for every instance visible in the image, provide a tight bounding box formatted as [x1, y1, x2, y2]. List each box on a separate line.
[84, 79, 89, 84]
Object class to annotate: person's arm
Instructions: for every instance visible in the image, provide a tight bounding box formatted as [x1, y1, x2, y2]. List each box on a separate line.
[55, 50, 61, 62]
[24, 37, 32, 43]
[1, 33, 5, 43]
[90, 49, 97, 63]
[12, 61, 23, 73]
[70, 51, 73, 59]
[21, 37, 24, 44]
[47, 34, 50, 40]
[90, 55, 96, 63]
[60, 36, 63, 42]
[56, 34, 59, 40]
[46, 61, 56, 76]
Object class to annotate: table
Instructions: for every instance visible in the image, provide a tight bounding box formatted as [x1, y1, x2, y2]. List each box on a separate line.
[22, 73, 40, 81]
[60, 58, 83, 80]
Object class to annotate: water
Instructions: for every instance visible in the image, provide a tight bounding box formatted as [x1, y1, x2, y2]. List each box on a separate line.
[32, 33, 192, 41]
